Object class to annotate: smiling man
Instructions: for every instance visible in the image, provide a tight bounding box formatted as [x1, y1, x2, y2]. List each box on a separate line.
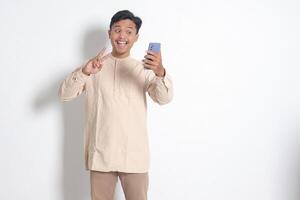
[59, 10, 173, 200]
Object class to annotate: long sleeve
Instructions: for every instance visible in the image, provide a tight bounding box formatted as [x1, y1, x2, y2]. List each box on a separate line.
[58, 66, 89, 101]
[145, 70, 173, 105]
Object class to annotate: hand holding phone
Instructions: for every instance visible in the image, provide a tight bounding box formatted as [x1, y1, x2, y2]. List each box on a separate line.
[144, 42, 165, 76]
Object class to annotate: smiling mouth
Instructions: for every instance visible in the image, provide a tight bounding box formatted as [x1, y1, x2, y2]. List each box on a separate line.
[116, 40, 128, 48]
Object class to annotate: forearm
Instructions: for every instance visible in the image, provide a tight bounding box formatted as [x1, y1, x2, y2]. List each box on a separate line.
[147, 73, 173, 105]
[58, 66, 89, 101]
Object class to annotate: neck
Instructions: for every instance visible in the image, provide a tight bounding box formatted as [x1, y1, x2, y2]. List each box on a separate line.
[111, 50, 130, 58]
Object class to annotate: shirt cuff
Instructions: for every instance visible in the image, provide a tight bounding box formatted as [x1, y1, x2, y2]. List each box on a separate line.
[72, 67, 90, 83]
[154, 73, 172, 89]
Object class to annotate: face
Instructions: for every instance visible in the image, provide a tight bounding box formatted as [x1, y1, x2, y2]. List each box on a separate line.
[108, 19, 139, 58]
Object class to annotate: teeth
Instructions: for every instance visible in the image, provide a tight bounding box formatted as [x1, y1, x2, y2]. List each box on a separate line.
[117, 41, 127, 44]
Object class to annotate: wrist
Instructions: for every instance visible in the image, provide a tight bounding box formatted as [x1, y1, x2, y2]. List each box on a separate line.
[155, 67, 165, 77]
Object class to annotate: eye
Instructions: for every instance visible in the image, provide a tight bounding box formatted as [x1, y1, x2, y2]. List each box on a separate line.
[114, 29, 121, 33]
[126, 30, 132, 35]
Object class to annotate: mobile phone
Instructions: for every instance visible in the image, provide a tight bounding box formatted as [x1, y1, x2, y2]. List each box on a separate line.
[148, 42, 161, 53]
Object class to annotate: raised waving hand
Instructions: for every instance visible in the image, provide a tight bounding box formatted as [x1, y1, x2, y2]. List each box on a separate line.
[82, 48, 110, 75]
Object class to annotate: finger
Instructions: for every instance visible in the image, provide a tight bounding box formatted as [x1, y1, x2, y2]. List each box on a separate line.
[97, 63, 102, 69]
[101, 53, 110, 61]
[95, 53, 110, 66]
[143, 63, 154, 69]
[143, 58, 158, 66]
[146, 50, 160, 57]
[93, 60, 100, 68]
[97, 47, 107, 58]
[144, 54, 156, 61]
[92, 62, 97, 69]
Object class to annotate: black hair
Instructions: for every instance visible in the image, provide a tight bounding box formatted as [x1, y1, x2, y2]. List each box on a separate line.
[109, 10, 142, 34]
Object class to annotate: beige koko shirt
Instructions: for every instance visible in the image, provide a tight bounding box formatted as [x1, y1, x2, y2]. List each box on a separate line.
[59, 54, 173, 173]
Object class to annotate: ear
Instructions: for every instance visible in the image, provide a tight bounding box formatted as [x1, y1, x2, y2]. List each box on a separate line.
[134, 34, 139, 42]
[108, 30, 111, 39]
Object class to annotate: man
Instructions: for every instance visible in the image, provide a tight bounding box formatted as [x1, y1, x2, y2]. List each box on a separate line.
[59, 10, 173, 200]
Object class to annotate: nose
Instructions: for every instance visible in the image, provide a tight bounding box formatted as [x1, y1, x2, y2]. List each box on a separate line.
[119, 31, 126, 39]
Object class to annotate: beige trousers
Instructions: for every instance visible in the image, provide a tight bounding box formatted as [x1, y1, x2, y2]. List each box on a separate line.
[90, 171, 148, 200]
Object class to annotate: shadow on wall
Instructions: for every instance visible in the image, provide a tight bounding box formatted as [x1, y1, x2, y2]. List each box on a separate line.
[33, 26, 109, 200]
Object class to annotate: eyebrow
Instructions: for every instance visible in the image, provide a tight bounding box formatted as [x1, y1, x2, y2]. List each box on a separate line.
[112, 25, 134, 29]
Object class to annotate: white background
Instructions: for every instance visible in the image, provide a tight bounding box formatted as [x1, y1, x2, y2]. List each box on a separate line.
[1, 0, 300, 199]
